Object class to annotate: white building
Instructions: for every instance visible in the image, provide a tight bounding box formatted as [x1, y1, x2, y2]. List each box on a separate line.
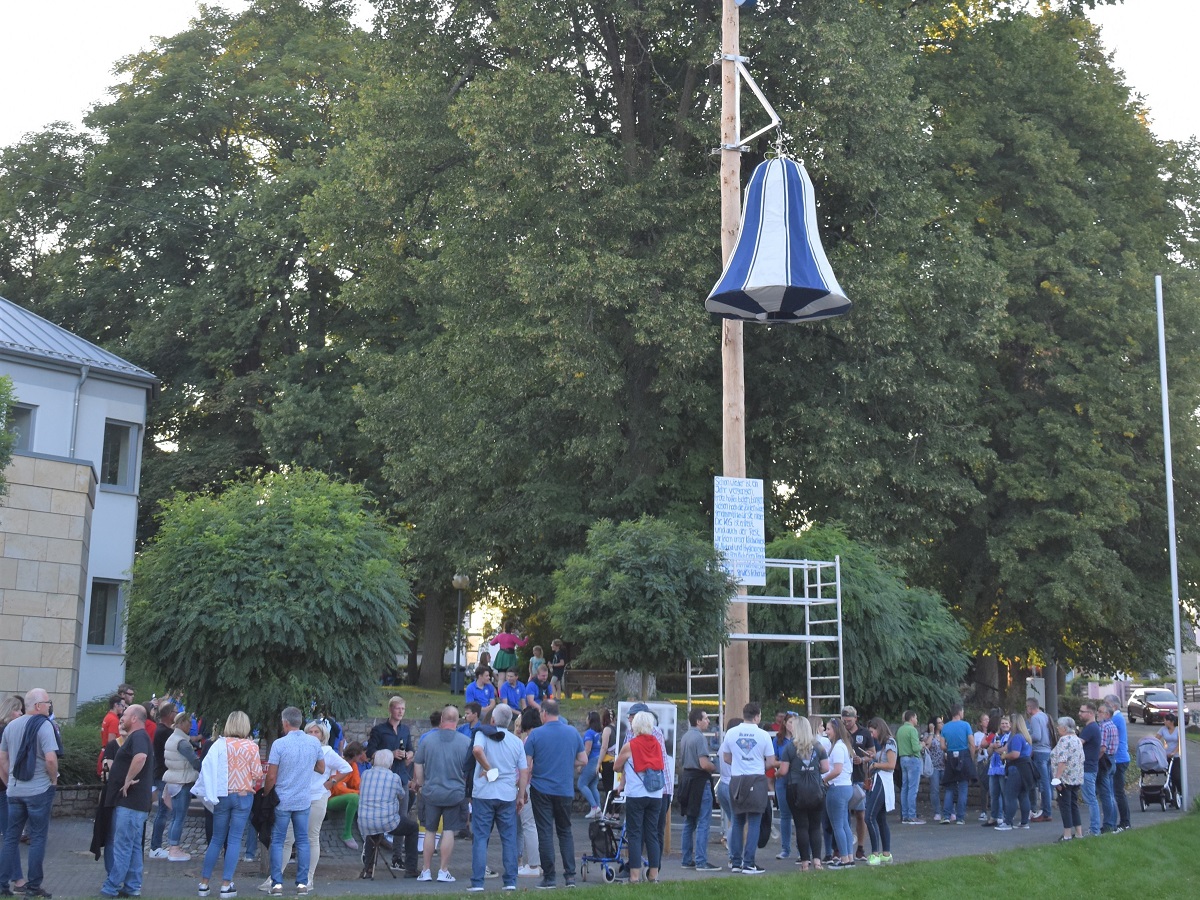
[1, 296, 156, 717]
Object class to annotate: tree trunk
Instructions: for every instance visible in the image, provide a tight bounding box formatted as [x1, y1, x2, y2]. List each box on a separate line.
[405, 629, 420, 685]
[1045, 658, 1059, 720]
[419, 594, 446, 688]
[616, 670, 656, 701]
[974, 654, 1000, 709]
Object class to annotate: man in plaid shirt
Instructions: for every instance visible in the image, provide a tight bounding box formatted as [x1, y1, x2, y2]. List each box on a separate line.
[357, 750, 419, 877]
[1097, 704, 1120, 833]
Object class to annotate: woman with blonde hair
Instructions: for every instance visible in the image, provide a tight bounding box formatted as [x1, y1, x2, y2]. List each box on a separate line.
[614, 711, 664, 884]
[822, 718, 856, 869]
[195, 711, 263, 899]
[777, 715, 829, 870]
[996, 712, 1034, 831]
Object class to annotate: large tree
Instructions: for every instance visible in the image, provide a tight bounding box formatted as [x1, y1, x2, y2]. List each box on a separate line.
[126, 469, 414, 733]
[914, 9, 1200, 685]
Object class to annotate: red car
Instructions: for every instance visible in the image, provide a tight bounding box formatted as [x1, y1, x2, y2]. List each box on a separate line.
[1126, 688, 1190, 725]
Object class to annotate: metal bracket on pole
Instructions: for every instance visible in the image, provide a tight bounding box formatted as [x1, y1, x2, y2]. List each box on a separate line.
[716, 53, 782, 150]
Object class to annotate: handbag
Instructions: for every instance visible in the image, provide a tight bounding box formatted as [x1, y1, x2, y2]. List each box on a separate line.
[849, 783, 867, 811]
[641, 768, 665, 792]
[921, 748, 933, 779]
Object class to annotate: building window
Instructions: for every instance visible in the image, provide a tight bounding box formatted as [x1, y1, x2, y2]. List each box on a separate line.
[87, 580, 124, 649]
[100, 421, 138, 488]
[5, 404, 34, 452]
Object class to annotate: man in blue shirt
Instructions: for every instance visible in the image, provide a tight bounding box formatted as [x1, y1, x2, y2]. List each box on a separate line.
[1078, 702, 1102, 836]
[366, 696, 415, 787]
[499, 669, 524, 712]
[939, 704, 975, 824]
[465, 667, 497, 720]
[264, 707, 325, 895]
[523, 699, 586, 889]
[524, 666, 555, 712]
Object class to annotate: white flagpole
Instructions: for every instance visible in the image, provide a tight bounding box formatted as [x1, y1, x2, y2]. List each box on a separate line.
[1155, 273, 1189, 809]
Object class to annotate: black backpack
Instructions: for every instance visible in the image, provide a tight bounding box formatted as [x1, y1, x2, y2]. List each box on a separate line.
[786, 747, 826, 810]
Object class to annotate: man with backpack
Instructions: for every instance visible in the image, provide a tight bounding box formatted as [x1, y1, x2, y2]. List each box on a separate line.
[678, 709, 719, 872]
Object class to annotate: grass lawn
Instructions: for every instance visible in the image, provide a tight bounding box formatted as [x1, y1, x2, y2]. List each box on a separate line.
[307, 812, 1199, 898]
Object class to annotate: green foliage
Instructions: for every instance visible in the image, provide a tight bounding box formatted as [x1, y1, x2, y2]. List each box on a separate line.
[57, 721, 103, 786]
[550, 517, 736, 690]
[126, 469, 413, 735]
[0, 375, 15, 495]
[750, 527, 970, 720]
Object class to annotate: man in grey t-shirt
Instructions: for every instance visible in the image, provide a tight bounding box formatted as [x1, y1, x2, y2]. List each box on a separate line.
[678, 708, 718, 871]
[263, 706, 325, 894]
[413, 706, 472, 883]
[0, 688, 60, 898]
[1025, 698, 1053, 822]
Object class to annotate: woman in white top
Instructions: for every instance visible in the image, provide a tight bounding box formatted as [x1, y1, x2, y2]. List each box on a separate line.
[822, 719, 856, 869]
[263, 721, 351, 891]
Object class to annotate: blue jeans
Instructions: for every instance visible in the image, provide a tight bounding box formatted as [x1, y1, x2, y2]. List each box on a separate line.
[1098, 763, 1117, 830]
[989, 773, 1006, 821]
[681, 781, 713, 866]
[899, 756, 921, 820]
[929, 769, 942, 815]
[529, 789, 575, 881]
[1002, 765, 1031, 826]
[1032, 750, 1052, 818]
[244, 815, 259, 860]
[577, 765, 601, 810]
[0, 790, 6, 840]
[942, 780, 968, 820]
[623, 795, 661, 873]
[864, 779, 890, 854]
[471, 798, 518, 888]
[0, 787, 54, 891]
[775, 787, 792, 855]
[1114, 761, 1130, 828]
[202, 793, 253, 883]
[270, 807, 311, 887]
[825, 785, 853, 859]
[167, 783, 192, 846]
[728, 808, 762, 869]
[1082, 772, 1100, 835]
[102, 806, 148, 897]
[150, 781, 169, 850]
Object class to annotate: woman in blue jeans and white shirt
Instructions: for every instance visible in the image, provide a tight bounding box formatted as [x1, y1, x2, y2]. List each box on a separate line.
[614, 711, 664, 884]
[195, 711, 264, 899]
[822, 719, 856, 870]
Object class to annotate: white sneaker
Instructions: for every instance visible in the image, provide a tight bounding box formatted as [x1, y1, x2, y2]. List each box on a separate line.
[437, 870, 455, 883]
[518, 865, 542, 878]
[775, 851, 789, 859]
[978, 812, 988, 821]
[150, 848, 170, 860]
[416, 870, 433, 882]
[257, 878, 273, 894]
[585, 807, 601, 819]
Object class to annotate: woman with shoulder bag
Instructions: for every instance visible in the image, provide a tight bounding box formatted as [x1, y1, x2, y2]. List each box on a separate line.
[863, 718, 898, 865]
[613, 711, 664, 884]
[777, 715, 829, 871]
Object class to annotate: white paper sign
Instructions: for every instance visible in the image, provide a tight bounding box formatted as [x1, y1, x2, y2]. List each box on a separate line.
[713, 476, 766, 586]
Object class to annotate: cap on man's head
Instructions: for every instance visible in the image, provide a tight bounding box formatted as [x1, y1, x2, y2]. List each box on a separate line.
[841, 705, 857, 718]
[628, 702, 651, 717]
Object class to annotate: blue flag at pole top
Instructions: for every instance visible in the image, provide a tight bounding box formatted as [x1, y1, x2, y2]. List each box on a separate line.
[706, 157, 851, 323]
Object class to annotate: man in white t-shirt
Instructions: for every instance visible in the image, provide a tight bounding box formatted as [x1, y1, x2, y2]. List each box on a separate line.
[719, 702, 776, 875]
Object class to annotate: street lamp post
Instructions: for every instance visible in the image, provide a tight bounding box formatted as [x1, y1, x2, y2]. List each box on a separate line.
[452, 574, 470, 693]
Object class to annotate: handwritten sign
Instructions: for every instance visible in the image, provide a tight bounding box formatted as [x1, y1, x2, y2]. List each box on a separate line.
[714, 476, 766, 586]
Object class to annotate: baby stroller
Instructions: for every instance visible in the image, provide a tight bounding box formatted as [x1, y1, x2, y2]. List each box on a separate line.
[580, 792, 645, 883]
[1136, 736, 1178, 811]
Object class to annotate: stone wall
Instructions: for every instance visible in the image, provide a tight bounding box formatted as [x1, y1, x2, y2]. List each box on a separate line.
[0, 453, 96, 710]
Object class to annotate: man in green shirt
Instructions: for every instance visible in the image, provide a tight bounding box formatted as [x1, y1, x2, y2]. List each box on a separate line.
[896, 710, 924, 824]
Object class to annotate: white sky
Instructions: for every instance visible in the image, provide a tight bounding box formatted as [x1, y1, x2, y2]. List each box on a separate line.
[0, 1, 1195, 147]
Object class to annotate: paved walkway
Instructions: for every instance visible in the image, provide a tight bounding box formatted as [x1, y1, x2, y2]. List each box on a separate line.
[9, 722, 1194, 897]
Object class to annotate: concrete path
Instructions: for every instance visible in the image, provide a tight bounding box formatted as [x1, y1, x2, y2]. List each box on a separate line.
[8, 724, 1192, 897]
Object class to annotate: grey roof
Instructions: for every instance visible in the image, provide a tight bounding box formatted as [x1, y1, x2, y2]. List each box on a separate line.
[0, 295, 157, 388]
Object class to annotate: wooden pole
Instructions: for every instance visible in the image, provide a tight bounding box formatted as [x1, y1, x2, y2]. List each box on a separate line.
[721, 0, 750, 722]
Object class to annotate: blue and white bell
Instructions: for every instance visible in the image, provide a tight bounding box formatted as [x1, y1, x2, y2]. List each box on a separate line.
[706, 157, 850, 323]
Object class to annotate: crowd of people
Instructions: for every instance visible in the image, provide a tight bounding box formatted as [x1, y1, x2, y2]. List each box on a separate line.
[0, 680, 1187, 898]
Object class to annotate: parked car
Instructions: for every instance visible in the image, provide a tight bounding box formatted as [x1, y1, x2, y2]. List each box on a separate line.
[1127, 688, 1190, 725]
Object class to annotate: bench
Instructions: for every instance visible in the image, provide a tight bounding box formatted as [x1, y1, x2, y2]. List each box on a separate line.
[569, 669, 617, 699]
